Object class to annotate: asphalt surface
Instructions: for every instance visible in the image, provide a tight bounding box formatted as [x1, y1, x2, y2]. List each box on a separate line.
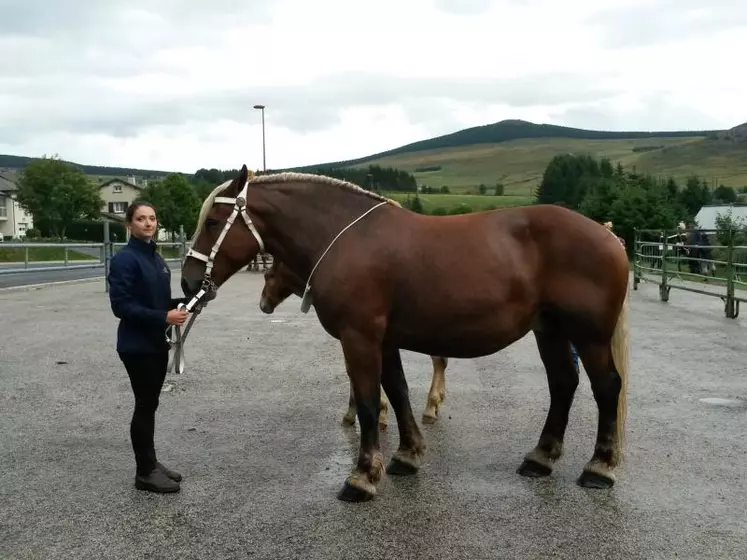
[1, 272, 746, 559]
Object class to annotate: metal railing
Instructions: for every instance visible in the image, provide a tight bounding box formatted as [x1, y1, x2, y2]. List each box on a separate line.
[0, 222, 273, 289]
[633, 227, 747, 318]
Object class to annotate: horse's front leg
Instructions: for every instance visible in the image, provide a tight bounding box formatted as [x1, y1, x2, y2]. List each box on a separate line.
[337, 330, 386, 502]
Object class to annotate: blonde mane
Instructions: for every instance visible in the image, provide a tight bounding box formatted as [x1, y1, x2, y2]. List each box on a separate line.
[250, 172, 401, 207]
[191, 178, 234, 242]
[191, 171, 402, 242]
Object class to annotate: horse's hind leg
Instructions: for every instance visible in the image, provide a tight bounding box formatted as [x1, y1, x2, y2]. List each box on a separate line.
[518, 327, 579, 478]
[575, 343, 624, 489]
[422, 356, 448, 424]
[380, 345, 426, 476]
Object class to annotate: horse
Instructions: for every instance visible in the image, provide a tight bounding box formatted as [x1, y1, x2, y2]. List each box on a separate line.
[181, 165, 631, 503]
[258, 257, 449, 428]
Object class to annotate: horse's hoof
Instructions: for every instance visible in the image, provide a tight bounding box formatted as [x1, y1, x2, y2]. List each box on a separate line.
[577, 470, 615, 489]
[422, 413, 437, 424]
[386, 457, 419, 476]
[341, 416, 356, 427]
[336, 481, 375, 502]
[517, 458, 552, 478]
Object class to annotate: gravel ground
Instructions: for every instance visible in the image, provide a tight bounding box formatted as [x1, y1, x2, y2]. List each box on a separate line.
[1, 272, 745, 560]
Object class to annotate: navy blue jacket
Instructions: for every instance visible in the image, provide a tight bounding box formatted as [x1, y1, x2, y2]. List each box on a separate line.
[107, 236, 185, 354]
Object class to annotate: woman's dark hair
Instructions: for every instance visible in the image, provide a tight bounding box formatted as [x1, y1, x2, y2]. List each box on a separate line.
[125, 201, 156, 223]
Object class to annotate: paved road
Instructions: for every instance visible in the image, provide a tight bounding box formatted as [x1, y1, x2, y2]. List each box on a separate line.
[1, 274, 745, 559]
[0, 260, 181, 289]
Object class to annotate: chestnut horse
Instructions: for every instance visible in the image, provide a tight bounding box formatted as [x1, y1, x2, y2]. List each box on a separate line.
[182, 165, 630, 503]
[258, 258, 449, 428]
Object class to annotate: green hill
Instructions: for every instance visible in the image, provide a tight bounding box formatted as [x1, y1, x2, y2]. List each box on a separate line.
[293, 120, 747, 195]
[3, 120, 745, 199]
[0, 153, 173, 180]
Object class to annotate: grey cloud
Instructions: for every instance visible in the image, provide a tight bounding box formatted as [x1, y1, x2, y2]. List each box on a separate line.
[0, 69, 623, 144]
[433, 0, 493, 15]
[550, 94, 727, 132]
[432, 0, 534, 15]
[587, 0, 747, 48]
[0, 0, 273, 36]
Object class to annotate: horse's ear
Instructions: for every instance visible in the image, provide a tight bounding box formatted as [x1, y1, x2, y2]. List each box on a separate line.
[238, 164, 248, 184]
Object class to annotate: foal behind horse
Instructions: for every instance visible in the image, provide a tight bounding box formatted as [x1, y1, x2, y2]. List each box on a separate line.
[258, 259, 449, 428]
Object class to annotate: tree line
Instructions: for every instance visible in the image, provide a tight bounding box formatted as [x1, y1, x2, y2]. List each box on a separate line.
[534, 153, 741, 251]
[12, 157, 418, 241]
[14, 153, 742, 248]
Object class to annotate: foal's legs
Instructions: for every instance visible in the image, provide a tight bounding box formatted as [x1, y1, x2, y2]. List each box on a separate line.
[380, 345, 427, 476]
[341, 353, 389, 430]
[422, 356, 448, 424]
[574, 343, 623, 488]
[518, 327, 579, 478]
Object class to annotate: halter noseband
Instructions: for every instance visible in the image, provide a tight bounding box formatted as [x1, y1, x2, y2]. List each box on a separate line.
[185, 179, 265, 295]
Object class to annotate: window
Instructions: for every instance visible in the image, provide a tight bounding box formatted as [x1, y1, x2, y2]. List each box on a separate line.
[108, 202, 128, 214]
[0, 196, 7, 218]
[113, 184, 123, 193]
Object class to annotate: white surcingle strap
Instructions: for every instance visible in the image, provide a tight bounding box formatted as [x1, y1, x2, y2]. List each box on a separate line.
[300, 200, 388, 313]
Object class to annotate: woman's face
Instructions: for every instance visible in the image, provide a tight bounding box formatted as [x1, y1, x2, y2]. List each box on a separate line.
[128, 204, 158, 241]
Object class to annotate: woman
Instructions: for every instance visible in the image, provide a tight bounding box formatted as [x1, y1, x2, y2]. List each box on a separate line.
[107, 201, 189, 493]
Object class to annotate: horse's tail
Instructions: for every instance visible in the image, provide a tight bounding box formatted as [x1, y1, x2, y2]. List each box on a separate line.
[610, 279, 630, 464]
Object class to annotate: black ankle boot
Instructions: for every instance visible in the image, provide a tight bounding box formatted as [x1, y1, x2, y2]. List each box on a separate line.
[156, 462, 182, 482]
[135, 469, 180, 493]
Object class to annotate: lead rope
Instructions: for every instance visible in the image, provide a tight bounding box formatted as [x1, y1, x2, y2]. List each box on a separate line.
[166, 289, 208, 374]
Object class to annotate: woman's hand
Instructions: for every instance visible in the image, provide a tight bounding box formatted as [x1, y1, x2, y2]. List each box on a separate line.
[166, 308, 189, 325]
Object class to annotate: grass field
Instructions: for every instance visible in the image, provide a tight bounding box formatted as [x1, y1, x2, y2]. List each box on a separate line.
[0, 246, 96, 262]
[355, 136, 747, 195]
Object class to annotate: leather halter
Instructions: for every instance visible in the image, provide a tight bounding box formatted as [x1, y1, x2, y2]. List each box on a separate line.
[185, 179, 265, 292]
[167, 179, 264, 374]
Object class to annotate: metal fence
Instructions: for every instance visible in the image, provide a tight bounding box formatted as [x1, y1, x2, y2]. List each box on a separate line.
[0, 222, 273, 289]
[633, 227, 747, 318]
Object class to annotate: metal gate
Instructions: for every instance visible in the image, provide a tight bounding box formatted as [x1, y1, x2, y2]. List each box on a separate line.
[633, 227, 747, 318]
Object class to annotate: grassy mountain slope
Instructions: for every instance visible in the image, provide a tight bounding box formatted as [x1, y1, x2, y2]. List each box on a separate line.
[294, 119, 747, 195]
[358, 136, 715, 195]
[3, 120, 744, 200]
[293, 119, 718, 171]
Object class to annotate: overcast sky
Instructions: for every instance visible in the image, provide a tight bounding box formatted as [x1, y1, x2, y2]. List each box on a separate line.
[0, 0, 744, 173]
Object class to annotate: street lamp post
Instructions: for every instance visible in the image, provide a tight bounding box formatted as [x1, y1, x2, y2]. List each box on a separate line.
[253, 104, 266, 172]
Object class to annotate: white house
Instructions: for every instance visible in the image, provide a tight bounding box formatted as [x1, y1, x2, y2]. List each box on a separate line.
[0, 173, 34, 239]
[694, 204, 747, 230]
[97, 177, 170, 241]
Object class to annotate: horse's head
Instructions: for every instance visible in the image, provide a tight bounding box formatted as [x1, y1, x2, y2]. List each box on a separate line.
[259, 259, 304, 314]
[181, 164, 264, 301]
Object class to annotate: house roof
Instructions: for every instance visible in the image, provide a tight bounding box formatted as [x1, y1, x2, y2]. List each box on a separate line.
[98, 178, 141, 190]
[694, 205, 747, 229]
[0, 173, 17, 193]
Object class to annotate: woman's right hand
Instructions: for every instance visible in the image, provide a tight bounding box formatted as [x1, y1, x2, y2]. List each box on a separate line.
[166, 308, 189, 325]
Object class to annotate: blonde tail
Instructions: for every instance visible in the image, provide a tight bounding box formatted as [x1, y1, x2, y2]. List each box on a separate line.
[610, 283, 630, 464]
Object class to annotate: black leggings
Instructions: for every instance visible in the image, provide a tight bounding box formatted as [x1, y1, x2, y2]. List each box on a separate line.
[118, 351, 169, 476]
